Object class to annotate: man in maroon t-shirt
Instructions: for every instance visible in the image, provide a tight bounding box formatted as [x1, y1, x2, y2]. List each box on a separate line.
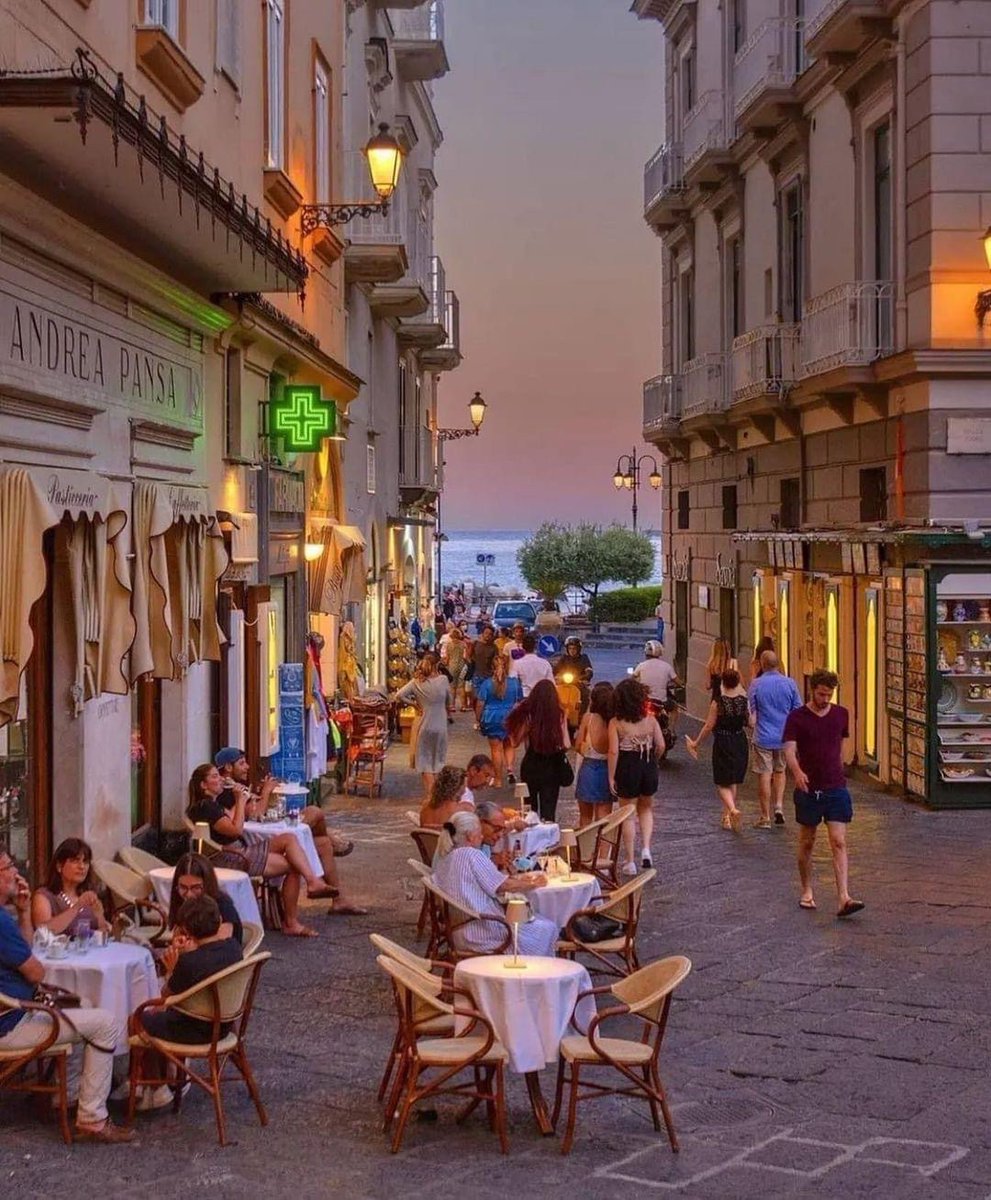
[782, 670, 864, 919]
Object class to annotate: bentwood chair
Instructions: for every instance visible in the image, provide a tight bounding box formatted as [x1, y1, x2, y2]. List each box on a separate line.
[376, 955, 509, 1154]
[573, 804, 635, 890]
[181, 817, 285, 932]
[558, 868, 656, 978]
[369, 933, 455, 1105]
[240, 921, 265, 958]
[409, 828, 440, 939]
[0, 992, 72, 1143]
[128, 952, 271, 1147]
[420, 875, 512, 964]
[92, 859, 168, 946]
[553, 955, 692, 1155]
[118, 846, 168, 876]
[407, 859, 443, 956]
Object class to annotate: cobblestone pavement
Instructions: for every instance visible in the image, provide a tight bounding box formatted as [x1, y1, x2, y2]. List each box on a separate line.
[4, 649, 991, 1198]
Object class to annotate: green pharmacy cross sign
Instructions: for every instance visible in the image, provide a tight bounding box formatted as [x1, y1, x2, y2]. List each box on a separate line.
[270, 384, 338, 451]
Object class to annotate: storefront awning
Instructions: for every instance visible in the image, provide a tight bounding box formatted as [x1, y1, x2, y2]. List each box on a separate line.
[130, 481, 227, 681]
[0, 465, 133, 723]
[307, 519, 367, 615]
[0, 50, 307, 297]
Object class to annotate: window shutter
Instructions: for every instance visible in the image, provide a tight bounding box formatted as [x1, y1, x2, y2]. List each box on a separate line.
[217, 0, 242, 85]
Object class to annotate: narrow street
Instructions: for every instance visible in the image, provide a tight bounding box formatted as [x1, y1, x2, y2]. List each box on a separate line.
[4, 650, 991, 1198]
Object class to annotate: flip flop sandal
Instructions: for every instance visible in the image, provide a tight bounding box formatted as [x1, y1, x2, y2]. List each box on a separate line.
[332, 840, 355, 857]
[837, 900, 865, 919]
[799, 898, 817, 910]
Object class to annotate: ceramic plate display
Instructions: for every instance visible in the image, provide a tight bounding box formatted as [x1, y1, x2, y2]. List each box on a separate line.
[937, 681, 956, 714]
[943, 766, 976, 780]
[942, 751, 967, 761]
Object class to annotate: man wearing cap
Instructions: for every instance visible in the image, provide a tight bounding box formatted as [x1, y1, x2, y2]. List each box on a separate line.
[214, 748, 367, 916]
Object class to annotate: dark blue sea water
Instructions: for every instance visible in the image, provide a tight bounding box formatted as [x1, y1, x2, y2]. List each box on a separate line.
[439, 529, 663, 599]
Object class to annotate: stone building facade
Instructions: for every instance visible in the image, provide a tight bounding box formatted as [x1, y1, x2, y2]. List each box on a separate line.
[632, 0, 991, 805]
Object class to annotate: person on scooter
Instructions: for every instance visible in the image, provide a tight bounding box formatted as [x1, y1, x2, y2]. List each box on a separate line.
[553, 636, 594, 719]
[633, 641, 681, 753]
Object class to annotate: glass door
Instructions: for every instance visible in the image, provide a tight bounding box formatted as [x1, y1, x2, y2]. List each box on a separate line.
[860, 586, 880, 769]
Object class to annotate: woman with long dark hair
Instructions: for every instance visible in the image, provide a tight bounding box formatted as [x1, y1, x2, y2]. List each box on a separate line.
[31, 837, 110, 937]
[608, 678, 667, 876]
[474, 650, 523, 786]
[574, 681, 615, 826]
[687, 668, 753, 831]
[166, 852, 243, 944]
[505, 678, 570, 822]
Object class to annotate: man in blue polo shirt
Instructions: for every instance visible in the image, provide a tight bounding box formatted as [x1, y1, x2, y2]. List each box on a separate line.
[0, 844, 132, 1142]
[748, 651, 803, 828]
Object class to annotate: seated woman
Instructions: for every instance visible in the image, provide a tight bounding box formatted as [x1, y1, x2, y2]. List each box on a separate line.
[166, 853, 243, 946]
[431, 812, 558, 957]
[186, 763, 337, 939]
[418, 766, 475, 829]
[139, 895, 242, 1046]
[31, 837, 110, 938]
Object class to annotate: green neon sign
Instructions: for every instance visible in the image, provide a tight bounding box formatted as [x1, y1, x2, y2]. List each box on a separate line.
[270, 384, 337, 450]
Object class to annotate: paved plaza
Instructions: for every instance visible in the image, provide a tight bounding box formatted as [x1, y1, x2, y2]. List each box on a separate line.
[4, 654, 991, 1198]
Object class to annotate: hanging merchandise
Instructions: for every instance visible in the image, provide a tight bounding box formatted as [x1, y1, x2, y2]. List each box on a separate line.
[386, 619, 416, 693]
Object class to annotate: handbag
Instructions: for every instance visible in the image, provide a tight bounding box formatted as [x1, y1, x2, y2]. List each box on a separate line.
[557, 752, 575, 788]
[569, 912, 623, 943]
[34, 983, 81, 1009]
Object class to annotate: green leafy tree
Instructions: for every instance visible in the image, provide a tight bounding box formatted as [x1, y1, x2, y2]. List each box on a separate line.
[516, 522, 570, 599]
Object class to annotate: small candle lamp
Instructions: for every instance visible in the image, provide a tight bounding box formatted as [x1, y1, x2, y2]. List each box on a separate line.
[504, 897, 529, 970]
[559, 828, 577, 880]
[194, 822, 211, 855]
[514, 781, 529, 816]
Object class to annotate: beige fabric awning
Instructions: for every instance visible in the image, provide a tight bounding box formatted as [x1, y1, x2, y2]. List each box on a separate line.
[130, 482, 228, 681]
[0, 465, 133, 723]
[0, 467, 57, 725]
[307, 519, 368, 615]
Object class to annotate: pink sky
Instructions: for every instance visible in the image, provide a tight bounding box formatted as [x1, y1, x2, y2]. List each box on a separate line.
[433, 0, 663, 531]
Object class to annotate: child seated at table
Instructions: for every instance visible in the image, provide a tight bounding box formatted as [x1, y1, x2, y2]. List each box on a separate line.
[140, 895, 242, 1045]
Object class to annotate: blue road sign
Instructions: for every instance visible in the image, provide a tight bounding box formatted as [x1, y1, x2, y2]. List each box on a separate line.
[538, 635, 560, 658]
[476, 553, 486, 565]
[476, 553, 496, 566]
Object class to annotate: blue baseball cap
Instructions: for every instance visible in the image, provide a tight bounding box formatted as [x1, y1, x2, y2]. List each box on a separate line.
[214, 747, 247, 769]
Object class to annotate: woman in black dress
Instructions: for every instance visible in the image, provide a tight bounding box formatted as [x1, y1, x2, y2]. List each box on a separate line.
[686, 668, 753, 832]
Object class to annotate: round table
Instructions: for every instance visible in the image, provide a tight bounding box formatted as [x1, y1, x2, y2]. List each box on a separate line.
[244, 819, 323, 877]
[527, 872, 599, 931]
[148, 866, 262, 928]
[42, 942, 159, 1053]
[500, 822, 560, 859]
[454, 955, 594, 1134]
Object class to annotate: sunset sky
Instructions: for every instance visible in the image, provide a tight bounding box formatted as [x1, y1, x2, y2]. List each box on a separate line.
[433, 0, 663, 532]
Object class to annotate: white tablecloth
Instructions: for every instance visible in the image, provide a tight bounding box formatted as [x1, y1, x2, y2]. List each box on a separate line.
[148, 866, 262, 928]
[43, 943, 159, 1053]
[499, 822, 560, 858]
[244, 820, 323, 876]
[454, 956, 594, 1074]
[527, 872, 599, 931]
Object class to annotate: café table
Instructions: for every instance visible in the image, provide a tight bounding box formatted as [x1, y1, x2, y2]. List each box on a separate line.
[42, 942, 159, 1053]
[499, 821, 560, 859]
[244, 818, 323, 876]
[454, 954, 594, 1134]
[148, 865, 262, 928]
[526, 871, 599, 931]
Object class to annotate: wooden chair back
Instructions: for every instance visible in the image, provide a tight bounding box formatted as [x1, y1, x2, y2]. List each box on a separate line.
[118, 846, 168, 875]
[410, 827, 440, 866]
[93, 858, 151, 905]
[612, 955, 692, 1027]
[241, 922, 264, 957]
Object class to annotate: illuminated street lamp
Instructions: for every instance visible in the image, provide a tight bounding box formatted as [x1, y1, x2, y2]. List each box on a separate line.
[436, 392, 490, 603]
[300, 123, 404, 236]
[612, 448, 661, 532]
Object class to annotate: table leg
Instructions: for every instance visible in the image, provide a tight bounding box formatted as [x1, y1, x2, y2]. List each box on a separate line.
[524, 1070, 555, 1136]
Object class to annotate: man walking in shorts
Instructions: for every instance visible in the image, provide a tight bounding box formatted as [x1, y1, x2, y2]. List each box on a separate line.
[782, 670, 864, 918]
[748, 651, 802, 828]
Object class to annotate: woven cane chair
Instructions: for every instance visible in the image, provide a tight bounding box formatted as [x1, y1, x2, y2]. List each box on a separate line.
[420, 875, 512, 964]
[0, 992, 72, 1143]
[409, 828, 440, 939]
[181, 817, 285, 932]
[369, 933, 455, 1105]
[376, 955, 509, 1154]
[128, 952, 271, 1146]
[92, 860, 167, 946]
[118, 846, 169, 876]
[240, 922, 265, 957]
[573, 804, 635, 890]
[553, 955, 692, 1155]
[558, 868, 656, 978]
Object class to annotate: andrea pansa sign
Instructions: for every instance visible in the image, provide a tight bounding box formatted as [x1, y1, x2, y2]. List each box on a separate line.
[270, 383, 339, 451]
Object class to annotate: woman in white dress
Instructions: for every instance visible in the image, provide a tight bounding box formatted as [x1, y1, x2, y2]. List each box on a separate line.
[432, 812, 558, 957]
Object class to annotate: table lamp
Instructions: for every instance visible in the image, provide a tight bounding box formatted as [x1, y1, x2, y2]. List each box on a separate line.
[514, 781, 529, 816]
[194, 822, 211, 854]
[559, 828, 577, 880]
[504, 897, 529, 970]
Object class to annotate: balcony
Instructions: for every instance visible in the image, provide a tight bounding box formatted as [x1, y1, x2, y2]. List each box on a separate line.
[682, 352, 729, 421]
[643, 142, 688, 232]
[391, 2, 449, 82]
[733, 18, 805, 133]
[398, 256, 447, 350]
[731, 325, 800, 403]
[804, 0, 890, 56]
[642, 374, 683, 440]
[420, 290, 461, 371]
[344, 152, 408, 285]
[367, 208, 429, 318]
[399, 423, 438, 503]
[682, 91, 734, 185]
[799, 281, 894, 378]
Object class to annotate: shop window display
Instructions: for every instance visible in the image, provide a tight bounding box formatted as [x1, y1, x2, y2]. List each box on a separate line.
[935, 573, 991, 788]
